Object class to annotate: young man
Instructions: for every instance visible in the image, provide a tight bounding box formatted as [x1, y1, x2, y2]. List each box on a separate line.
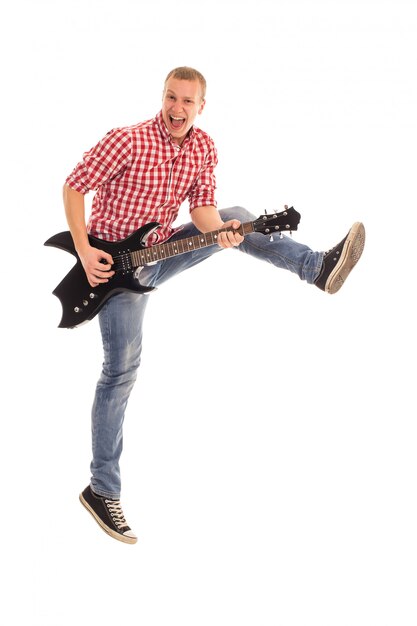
[64, 66, 365, 544]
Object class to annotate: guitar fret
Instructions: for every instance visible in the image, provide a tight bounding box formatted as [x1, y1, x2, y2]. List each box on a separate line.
[243, 223, 254, 235]
[206, 231, 216, 245]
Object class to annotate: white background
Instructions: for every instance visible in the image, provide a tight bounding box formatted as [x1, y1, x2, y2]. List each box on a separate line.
[1, 0, 416, 624]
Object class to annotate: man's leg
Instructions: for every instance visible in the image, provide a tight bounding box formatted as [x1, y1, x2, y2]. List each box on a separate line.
[79, 290, 150, 543]
[90, 290, 150, 499]
[215, 206, 364, 293]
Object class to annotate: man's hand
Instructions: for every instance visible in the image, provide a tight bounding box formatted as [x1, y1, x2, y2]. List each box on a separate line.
[217, 219, 244, 249]
[78, 245, 115, 287]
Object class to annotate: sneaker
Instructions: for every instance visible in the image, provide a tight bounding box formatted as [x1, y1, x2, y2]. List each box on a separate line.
[79, 485, 137, 544]
[314, 222, 365, 294]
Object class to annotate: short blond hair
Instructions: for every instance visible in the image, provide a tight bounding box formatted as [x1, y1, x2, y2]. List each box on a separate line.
[164, 66, 207, 100]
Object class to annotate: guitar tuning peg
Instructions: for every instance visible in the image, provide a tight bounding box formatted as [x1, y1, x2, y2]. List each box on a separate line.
[269, 235, 274, 242]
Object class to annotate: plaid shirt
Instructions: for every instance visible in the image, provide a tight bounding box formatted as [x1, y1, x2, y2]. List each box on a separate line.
[65, 111, 218, 244]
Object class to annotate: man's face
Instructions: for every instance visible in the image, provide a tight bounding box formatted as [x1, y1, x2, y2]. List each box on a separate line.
[162, 78, 205, 145]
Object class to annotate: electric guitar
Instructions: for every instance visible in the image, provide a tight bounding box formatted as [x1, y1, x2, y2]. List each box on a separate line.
[45, 207, 301, 328]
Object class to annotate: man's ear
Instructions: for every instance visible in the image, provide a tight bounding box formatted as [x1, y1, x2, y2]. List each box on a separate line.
[198, 99, 206, 115]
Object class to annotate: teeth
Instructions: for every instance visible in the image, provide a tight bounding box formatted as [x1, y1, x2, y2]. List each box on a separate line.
[171, 116, 184, 121]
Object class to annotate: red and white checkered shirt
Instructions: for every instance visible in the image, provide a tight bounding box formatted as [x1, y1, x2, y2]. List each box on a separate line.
[65, 111, 218, 244]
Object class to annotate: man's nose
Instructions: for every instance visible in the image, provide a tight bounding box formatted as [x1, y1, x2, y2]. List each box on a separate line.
[172, 102, 184, 114]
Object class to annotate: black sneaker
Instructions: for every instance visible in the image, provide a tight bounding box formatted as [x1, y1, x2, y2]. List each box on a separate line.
[79, 485, 137, 544]
[315, 222, 365, 294]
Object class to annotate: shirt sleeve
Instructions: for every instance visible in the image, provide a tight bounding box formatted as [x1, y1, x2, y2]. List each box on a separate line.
[188, 142, 218, 210]
[65, 127, 132, 194]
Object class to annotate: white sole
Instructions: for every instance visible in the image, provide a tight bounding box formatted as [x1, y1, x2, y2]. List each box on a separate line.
[325, 222, 366, 294]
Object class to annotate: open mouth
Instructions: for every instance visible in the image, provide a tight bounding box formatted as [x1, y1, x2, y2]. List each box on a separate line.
[169, 115, 186, 130]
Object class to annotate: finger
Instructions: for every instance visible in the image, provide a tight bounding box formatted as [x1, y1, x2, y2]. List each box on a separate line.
[99, 250, 114, 265]
[218, 229, 242, 248]
[89, 276, 109, 286]
[216, 231, 226, 248]
[97, 262, 114, 272]
[88, 268, 114, 284]
[92, 266, 112, 276]
[217, 234, 229, 248]
[220, 231, 234, 248]
[97, 256, 114, 270]
[226, 230, 243, 247]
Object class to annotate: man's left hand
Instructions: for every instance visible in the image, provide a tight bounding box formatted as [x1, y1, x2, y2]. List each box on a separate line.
[217, 219, 244, 248]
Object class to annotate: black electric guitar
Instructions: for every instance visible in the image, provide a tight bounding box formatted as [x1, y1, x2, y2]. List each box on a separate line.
[45, 207, 300, 328]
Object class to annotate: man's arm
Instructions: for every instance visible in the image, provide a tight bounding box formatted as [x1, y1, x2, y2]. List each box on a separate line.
[63, 184, 114, 287]
[191, 205, 243, 249]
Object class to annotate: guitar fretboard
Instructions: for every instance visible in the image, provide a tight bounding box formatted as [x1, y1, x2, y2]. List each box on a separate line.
[130, 221, 255, 267]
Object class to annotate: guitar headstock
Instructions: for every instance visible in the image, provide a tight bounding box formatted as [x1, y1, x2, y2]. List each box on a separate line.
[253, 206, 301, 236]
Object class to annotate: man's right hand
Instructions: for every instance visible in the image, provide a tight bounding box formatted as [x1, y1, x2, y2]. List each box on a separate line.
[78, 245, 115, 287]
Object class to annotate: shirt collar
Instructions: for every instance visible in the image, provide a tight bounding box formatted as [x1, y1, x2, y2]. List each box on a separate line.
[155, 110, 195, 149]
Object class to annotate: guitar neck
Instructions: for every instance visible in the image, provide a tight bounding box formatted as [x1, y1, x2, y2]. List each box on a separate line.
[130, 221, 255, 267]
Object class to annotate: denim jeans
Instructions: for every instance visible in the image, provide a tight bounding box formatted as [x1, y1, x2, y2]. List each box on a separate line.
[90, 207, 323, 498]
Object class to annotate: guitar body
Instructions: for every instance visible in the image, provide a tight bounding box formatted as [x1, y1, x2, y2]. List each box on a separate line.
[45, 223, 159, 328]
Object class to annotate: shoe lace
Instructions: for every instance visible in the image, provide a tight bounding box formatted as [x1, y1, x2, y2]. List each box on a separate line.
[324, 247, 340, 260]
[105, 499, 128, 529]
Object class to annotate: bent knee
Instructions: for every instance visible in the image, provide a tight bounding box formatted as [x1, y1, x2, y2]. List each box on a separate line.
[219, 206, 255, 223]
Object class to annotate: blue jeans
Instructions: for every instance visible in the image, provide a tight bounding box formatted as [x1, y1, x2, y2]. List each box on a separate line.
[90, 207, 323, 498]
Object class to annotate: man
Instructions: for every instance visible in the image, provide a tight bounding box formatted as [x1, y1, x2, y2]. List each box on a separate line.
[63, 66, 365, 544]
